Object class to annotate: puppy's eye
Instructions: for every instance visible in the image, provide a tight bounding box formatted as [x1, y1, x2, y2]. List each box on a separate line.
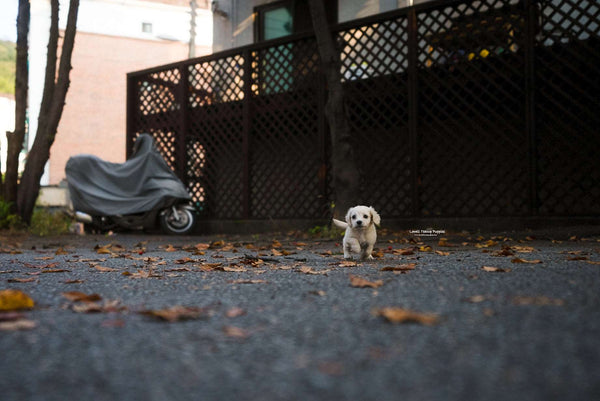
[352, 214, 356, 219]
[363, 215, 369, 219]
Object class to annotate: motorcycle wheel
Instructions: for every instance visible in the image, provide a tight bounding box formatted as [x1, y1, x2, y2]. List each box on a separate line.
[159, 205, 196, 235]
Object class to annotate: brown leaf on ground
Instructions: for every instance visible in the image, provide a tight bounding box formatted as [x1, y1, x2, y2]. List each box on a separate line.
[475, 240, 498, 248]
[225, 307, 246, 318]
[512, 245, 536, 253]
[0, 319, 37, 331]
[7, 277, 37, 283]
[438, 238, 458, 247]
[91, 264, 118, 272]
[511, 258, 542, 264]
[23, 262, 59, 269]
[512, 296, 565, 306]
[72, 300, 126, 314]
[380, 263, 416, 273]
[373, 307, 439, 325]
[333, 261, 359, 268]
[222, 325, 250, 339]
[392, 247, 415, 256]
[227, 279, 268, 284]
[297, 266, 330, 275]
[61, 291, 102, 303]
[198, 262, 223, 272]
[0, 289, 34, 311]
[435, 250, 450, 256]
[174, 257, 196, 264]
[41, 269, 70, 274]
[139, 306, 211, 322]
[349, 275, 384, 288]
[481, 266, 512, 273]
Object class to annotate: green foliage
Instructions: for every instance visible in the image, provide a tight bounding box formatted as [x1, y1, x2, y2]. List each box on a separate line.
[308, 224, 343, 239]
[29, 208, 73, 237]
[0, 40, 16, 95]
[0, 198, 22, 229]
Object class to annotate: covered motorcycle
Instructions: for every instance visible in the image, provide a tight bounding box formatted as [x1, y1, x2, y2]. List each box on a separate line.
[66, 133, 196, 234]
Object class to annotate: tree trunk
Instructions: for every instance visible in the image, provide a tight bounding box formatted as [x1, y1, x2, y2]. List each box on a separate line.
[4, 0, 30, 205]
[16, 0, 80, 223]
[307, 0, 360, 219]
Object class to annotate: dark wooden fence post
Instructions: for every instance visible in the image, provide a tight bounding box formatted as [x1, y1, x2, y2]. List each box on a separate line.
[177, 64, 190, 182]
[407, 7, 419, 217]
[242, 49, 252, 219]
[525, 0, 538, 215]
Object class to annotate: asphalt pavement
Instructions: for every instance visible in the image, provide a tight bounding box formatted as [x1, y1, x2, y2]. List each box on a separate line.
[1, 226, 599, 401]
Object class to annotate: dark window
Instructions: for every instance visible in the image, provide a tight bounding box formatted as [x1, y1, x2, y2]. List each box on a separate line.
[254, 0, 337, 43]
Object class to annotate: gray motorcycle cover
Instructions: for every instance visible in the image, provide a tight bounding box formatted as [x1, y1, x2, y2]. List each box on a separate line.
[66, 134, 191, 216]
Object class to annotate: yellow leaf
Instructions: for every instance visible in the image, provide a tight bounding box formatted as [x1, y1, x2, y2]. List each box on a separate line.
[373, 307, 439, 325]
[0, 289, 34, 311]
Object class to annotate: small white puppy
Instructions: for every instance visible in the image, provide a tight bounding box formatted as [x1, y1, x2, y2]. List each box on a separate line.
[332, 205, 381, 260]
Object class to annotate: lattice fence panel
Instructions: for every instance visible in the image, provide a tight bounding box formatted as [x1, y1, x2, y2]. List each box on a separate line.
[535, 0, 600, 215]
[126, 0, 600, 223]
[129, 68, 183, 169]
[416, 0, 530, 216]
[338, 15, 412, 218]
[186, 55, 246, 218]
[250, 39, 326, 219]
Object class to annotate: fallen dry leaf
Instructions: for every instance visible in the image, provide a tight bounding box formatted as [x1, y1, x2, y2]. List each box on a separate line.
[0, 289, 34, 311]
[7, 277, 37, 283]
[393, 247, 416, 256]
[72, 300, 126, 314]
[511, 258, 542, 264]
[139, 306, 210, 322]
[481, 266, 512, 273]
[512, 296, 565, 306]
[174, 257, 196, 264]
[438, 238, 458, 247]
[476, 240, 498, 248]
[91, 265, 118, 272]
[435, 250, 450, 256]
[297, 266, 330, 275]
[512, 245, 536, 253]
[222, 325, 250, 339]
[225, 307, 246, 318]
[227, 279, 268, 284]
[349, 275, 384, 288]
[0, 319, 37, 331]
[380, 263, 416, 273]
[373, 307, 439, 325]
[61, 291, 102, 303]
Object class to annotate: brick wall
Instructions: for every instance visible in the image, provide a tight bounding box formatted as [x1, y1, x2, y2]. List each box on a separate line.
[50, 31, 211, 185]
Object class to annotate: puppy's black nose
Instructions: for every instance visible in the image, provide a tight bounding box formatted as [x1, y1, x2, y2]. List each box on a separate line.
[356, 220, 362, 226]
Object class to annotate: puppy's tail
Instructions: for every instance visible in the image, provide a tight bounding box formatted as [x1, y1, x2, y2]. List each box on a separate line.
[332, 219, 348, 229]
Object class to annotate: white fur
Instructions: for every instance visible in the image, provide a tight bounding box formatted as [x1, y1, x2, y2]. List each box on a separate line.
[332, 205, 381, 260]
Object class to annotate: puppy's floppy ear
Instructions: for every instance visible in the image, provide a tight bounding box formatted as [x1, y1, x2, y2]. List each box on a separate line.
[345, 207, 353, 225]
[370, 207, 381, 226]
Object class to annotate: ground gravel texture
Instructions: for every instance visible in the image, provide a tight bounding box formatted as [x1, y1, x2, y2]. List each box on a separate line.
[1, 226, 599, 401]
